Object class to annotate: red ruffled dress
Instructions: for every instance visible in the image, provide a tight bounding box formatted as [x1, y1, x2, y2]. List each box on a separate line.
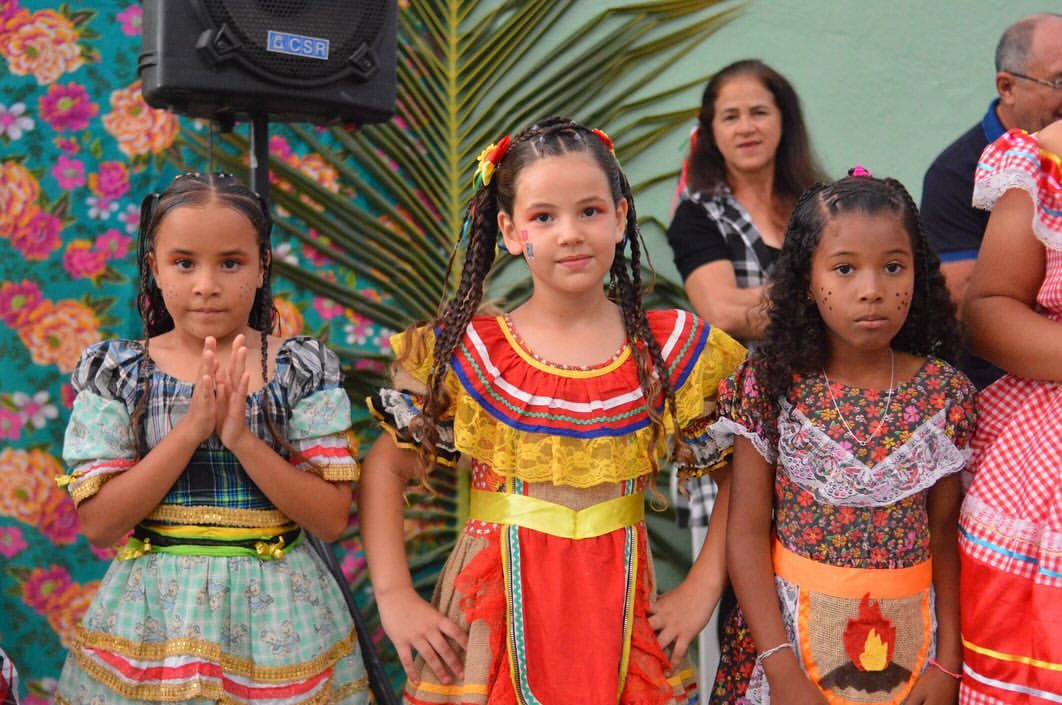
[959, 129, 1062, 704]
[369, 309, 746, 705]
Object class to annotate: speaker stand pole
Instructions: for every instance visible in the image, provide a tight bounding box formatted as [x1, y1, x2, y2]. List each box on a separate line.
[249, 114, 269, 200]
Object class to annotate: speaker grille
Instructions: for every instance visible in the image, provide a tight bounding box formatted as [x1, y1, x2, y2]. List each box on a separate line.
[199, 0, 388, 80]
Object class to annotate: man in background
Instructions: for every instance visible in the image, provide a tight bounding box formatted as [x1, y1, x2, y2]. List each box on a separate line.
[921, 12, 1062, 389]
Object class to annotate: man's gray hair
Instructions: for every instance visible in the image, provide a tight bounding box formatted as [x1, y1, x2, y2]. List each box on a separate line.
[995, 13, 1062, 73]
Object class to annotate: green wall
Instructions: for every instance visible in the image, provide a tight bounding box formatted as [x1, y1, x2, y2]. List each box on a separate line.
[629, 0, 1050, 282]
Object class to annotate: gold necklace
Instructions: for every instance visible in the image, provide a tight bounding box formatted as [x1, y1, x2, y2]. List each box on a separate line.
[822, 350, 895, 447]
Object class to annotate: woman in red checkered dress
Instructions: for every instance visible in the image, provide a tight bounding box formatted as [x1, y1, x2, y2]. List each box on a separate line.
[959, 119, 1062, 705]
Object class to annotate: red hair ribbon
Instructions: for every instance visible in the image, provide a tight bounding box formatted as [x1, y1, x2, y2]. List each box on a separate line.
[473, 135, 512, 189]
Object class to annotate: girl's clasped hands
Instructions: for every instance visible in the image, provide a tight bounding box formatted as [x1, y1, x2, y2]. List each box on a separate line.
[183, 334, 252, 449]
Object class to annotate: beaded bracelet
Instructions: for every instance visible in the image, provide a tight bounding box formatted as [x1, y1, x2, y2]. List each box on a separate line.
[928, 657, 962, 680]
[756, 641, 794, 668]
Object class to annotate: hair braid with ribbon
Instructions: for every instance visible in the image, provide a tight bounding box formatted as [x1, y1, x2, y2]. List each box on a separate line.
[407, 117, 689, 496]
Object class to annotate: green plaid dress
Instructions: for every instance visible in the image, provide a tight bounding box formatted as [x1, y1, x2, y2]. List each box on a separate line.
[55, 337, 367, 705]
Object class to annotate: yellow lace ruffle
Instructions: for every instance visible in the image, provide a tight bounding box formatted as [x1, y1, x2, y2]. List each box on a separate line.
[389, 322, 745, 487]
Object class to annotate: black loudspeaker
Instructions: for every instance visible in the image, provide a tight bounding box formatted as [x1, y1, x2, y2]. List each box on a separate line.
[138, 0, 396, 125]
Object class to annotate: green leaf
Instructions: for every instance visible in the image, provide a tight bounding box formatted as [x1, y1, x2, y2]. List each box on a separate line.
[164, 1, 739, 688]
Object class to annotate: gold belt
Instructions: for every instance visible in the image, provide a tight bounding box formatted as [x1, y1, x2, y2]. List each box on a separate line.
[469, 489, 644, 539]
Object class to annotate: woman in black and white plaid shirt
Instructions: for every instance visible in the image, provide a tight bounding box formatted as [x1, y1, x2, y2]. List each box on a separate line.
[664, 58, 825, 696]
[667, 59, 826, 526]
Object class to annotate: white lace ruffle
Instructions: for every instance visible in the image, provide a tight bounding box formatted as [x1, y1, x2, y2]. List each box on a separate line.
[777, 402, 968, 507]
[714, 416, 777, 464]
[973, 169, 1062, 251]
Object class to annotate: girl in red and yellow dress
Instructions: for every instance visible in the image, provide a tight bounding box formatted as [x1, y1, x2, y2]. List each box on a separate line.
[359, 117, 746, 705]
[960, 121, 1062, 704]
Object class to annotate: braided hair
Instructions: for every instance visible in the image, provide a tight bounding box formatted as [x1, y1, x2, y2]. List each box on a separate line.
[752, 173, 960, 432]
[409, 117, 691, 491]
[131, 172, 283, 456]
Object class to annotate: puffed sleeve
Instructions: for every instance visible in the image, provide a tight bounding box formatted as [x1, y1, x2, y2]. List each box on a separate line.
[714, 360, 778, 464]
[656, 311, 747, 483]
[60, 340, 143, 506]
[365, 324, 458, 466]
[279, 337, 360, 482]
[973, 128, 1062, 250]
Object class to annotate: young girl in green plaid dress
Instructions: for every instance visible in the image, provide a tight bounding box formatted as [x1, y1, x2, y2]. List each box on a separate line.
[54, 173, 367, 704]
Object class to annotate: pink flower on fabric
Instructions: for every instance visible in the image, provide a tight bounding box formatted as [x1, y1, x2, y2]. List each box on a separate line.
[51, 154, 85, 189]
[0, 279, 44, 328]
[22, 679, 59, 705]
[20, 566, 72, 613]
[89, 161, 129, 200]
[62, 239, 107, 279]
[53, 136, 79, 153]
[340, 551, 366, 583]
[116, 4, 142, 36]
[0, 407, 23, 440]
[85, 194, 118, 220]
[37, 491, 79, 545]
[313, 296, 345, 320]
[12, 390, 58, 429]
[95, 228, 131, 260]
[0, 526, 28, 558]
[269, 134, 293, 159]
[0, 0, 19, 26]
[10, 210, 62, 260]
[38, 83, 98, 132]
[0, 102, 34, 140]
[116, 202, 139, 233]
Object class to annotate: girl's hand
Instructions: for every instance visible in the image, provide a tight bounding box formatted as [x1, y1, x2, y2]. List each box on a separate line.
[648, 579, 715, 668]
[179, 336, 219, 444]
[903, 665, 960, 705]
[377, 586, 468, 686]
[215, 334, 251, 450]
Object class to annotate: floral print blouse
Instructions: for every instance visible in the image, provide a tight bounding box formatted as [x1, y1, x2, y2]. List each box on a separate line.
[717, 357, 976, 568]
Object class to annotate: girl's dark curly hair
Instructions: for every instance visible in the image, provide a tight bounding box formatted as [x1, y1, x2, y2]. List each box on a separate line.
[131, 172, 289, 457]
[751, 174, 961, 430]
[408, 116, 691, 492]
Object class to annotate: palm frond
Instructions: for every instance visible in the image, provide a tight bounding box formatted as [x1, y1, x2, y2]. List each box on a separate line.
[172, 0, 738, 684]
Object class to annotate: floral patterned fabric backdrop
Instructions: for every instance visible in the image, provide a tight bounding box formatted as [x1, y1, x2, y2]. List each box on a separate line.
[0, 2, 393, 700]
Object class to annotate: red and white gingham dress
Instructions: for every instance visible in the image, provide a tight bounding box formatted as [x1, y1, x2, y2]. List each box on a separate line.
[958, 129, 1062, 705]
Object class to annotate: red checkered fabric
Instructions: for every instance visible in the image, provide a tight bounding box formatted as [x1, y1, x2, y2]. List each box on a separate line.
[973, 128, 1062, 250]
[959, 684, 1010, 705]
[959, 125, 1062, 705]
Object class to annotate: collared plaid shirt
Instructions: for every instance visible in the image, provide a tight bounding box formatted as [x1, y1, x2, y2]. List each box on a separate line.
[680, 186, 773, 290]
[670, 187, 774, 527]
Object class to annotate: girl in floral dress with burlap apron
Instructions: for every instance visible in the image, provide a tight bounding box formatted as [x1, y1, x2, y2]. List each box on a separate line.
[715, 169, 975, 705]
[359, 117, 747, 705]
[959, 122, 1062, 704]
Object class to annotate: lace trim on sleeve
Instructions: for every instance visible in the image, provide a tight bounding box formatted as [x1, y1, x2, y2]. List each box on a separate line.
[973, 169, 1062, 250]
[714, 416, 777, 464]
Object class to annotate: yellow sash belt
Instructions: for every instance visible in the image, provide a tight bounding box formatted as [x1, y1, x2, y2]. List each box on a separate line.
[469, 489, 644, 539]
